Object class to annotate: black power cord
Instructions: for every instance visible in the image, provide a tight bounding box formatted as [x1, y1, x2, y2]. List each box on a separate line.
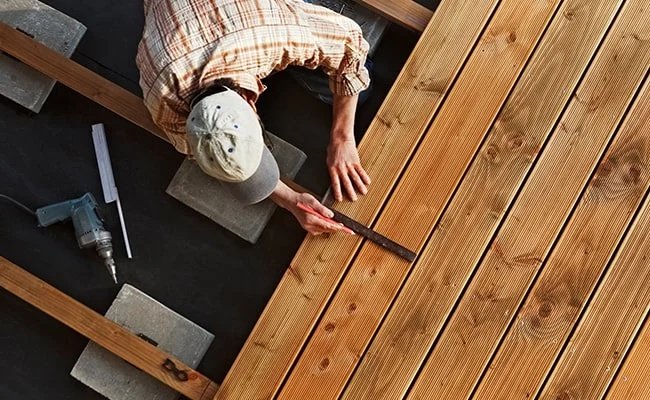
[0, 194, 36, 216]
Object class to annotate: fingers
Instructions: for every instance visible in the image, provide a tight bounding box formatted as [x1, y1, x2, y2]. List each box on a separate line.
[356, 164, 371, 185]
[308, 197, 334, 218]
[330, 164, 371, 202]
[329, 170, 343, 202]
[304, 214, 345, 236]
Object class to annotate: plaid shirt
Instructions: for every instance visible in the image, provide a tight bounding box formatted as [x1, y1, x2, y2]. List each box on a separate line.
[137, 0, 370, 154]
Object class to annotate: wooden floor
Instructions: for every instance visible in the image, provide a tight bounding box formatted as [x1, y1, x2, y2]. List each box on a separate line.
[214, 0, 650, 398]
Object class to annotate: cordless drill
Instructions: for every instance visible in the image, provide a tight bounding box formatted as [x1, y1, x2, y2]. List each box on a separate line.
[36, 193, 118, 283]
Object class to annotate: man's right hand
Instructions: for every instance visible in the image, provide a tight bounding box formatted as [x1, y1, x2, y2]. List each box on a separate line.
[270, 181, 350, 236]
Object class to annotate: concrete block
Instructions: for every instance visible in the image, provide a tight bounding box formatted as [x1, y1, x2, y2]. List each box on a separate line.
[70, 285, 214, 400]
[0, 0, 86, 112]
[166, 132, 307, 243]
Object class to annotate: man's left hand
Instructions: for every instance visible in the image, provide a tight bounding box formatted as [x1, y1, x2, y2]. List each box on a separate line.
[327, 137, 371, 202]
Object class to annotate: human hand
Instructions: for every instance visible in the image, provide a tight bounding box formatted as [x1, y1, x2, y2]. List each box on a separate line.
[270, 181, 350, 235]
[327, 138, 371, 202]
[288, 192, 351, 235]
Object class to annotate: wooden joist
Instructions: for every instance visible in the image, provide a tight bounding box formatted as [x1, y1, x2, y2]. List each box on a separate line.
[0, 22, 167, 142]
[213, 1, 502, 399]
[341, 0, 629, 397]
[406, 8, 650, 400]
[354, 0, 433, 32]
[473, 4, 650, 397]
[0, 257, 219, 400]
[278, 0, 566, 398]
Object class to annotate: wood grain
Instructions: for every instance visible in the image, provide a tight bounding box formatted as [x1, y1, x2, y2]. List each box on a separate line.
[278, 0, 564, 398]
[538, 81, 650, 400]
[607, 315, 650, 399]
[0, 22, 167, 142]
[214, 1, 501, 399]
[407, 8, 650, 400]
[341, 0, 626, 398]
[354, 0, 433, 32]
[473, 4, 650, 397]
[0, 256, 219, 400]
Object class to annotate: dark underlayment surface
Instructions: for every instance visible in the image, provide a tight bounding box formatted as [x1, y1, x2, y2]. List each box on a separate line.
[0, 1, 434, 398]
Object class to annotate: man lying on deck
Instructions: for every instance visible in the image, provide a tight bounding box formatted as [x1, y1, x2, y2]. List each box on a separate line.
[137, 0, 373, 235]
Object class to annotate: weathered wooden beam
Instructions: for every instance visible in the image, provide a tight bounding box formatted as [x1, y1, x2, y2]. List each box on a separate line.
[0, 256, 219, 400]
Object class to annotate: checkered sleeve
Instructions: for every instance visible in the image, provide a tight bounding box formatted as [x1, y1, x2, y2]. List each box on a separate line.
[304, 5, 370, 97]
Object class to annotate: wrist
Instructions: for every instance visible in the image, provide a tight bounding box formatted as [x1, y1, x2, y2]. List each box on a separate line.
[270, 181, 298, 210]
[330, 129, 355, 145]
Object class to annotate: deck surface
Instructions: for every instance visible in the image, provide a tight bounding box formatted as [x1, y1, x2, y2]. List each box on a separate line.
[218, 0, 650, 398]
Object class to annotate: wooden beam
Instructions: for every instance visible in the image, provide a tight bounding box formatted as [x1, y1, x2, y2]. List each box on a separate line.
[341, 0, 629, 397]
[354, 0, 433, 32]
[473, 4, 650, 397]
[406, 12, 650, 400]
[0, 22, 167, 142]
[0, 256, 219, 400]
[277, 0, 565, 397]
[607, 315, 650, 399]
[214, 1, 501, 399]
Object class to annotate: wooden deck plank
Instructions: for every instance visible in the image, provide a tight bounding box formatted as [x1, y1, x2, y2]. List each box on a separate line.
[354, 0, 433, 32]
[278, 0, 564, 398]
[607, 315, 650, 399]
[537, 81, 650, 400]
[341, 0, 626, 398]
[406, 12, 650, 400]
[213, 1, 501, 398]
[473, 5, 650, 397]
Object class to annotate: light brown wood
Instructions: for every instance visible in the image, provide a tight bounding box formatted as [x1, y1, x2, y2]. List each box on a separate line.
[340, 0, 627, 397]
[538, 83, 650, 400]
[0, 256, 219, 400]
[0, 22, 167, 142]
[279, 0, 565, 398]
[354, 0, 433, 32]
[406, 9, 650, 400]
[214, 1, 501, 399]
[607, 316, 650, 399]
[473, 4, 650, 397]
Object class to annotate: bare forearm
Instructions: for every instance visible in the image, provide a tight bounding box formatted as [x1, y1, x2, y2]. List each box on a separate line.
[331, 93, 359, 143]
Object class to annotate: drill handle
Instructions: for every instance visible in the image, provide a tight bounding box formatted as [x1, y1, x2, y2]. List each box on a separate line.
[36, 193, 97, 227]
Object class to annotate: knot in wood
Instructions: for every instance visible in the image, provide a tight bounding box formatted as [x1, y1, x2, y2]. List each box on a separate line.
[507, 31, 517, 44]
[324, 323, 335, 333]
[624, 163, 642, 185]
[484, 144, 501, 163]
[506, 133, 524, 150]
[538, 301, 553, 318]
[347, 302, 358, 314]
[319, 357, 330, 370]
[563, 9, 576, 20]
